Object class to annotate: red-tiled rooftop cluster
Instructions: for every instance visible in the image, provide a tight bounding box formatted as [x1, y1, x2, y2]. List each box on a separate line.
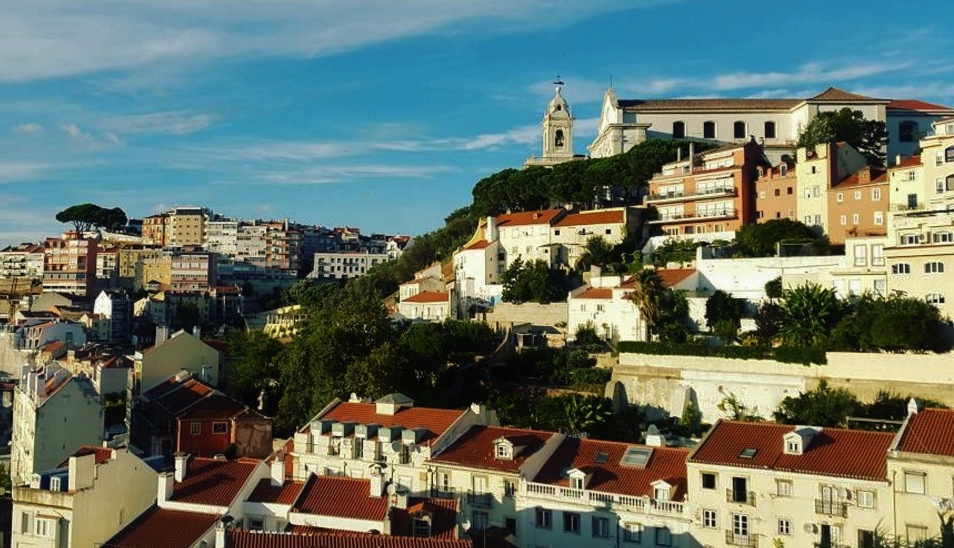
[102, 506, 218, 548]
[248, 478, 306, 505]
[431, 425, 553, 473]
[293, 475, 388, 521]
[171, 457, 260, 506]
[897, 408, 954, 457]
[319, 402, 465, 445]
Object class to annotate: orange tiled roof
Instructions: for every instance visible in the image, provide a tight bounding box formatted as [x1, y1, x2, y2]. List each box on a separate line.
[897, 408, 954, 456]
[319, 401, 465, 445]
[534, 437, 689, 500]
[293, 475, 388, 521]
[248, 478, 306, 504]
[891, 155, 922, 169]
[620, 269, 696, 289]
[431, 425, 553, 472]
[832, 167, 888, 189]
[495, 209, 564, 227]
[102, 506, 218, 548]
[575, 287, 613, 299]
[690, 420, 894, 481]
[59, 445, 114, 468]
[390, 497, 460, 540]
[403, 291, 449, 304]
[461, 239, 490, 251]
[171, 457, 260, 506]
[809, 87, 883, 102]
[554, 210, 624, 227]
[888, 99, 953, 111]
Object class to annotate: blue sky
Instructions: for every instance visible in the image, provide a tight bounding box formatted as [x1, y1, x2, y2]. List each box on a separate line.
[2, 0, 953, 246]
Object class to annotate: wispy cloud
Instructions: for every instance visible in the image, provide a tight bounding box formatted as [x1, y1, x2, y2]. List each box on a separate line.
[250, 164, 455, 185]
[0, 162, 49, 182]
[102, 111, 217, 135]
[711, 61, 910, 91]
[12, 123, 43, 135]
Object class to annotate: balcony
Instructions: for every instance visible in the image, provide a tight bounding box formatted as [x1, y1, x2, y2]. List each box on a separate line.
[815, 499, 848, 518]
[725, 531, 758, 547]
[649, 209, 738, 225]
[647, 187, 737, 204]
[430, 487, 457, 499]
[523, 481, 684, 516]
[466, 491, 493, 509]
[726, 489, 756, 506]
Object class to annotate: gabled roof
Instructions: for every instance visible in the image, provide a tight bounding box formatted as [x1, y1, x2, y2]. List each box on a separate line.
[534, 437, 689, 500]
[171, 457, 260, 506]
[553, 210, 624, 227]
[896, 408, 954, 457]
[461, 240, 490, 251]
[293, 475, 388, 521]
[809, 87, 884, 102]
[145, 377, 215, 416]
[430, 425, 553, 472]
[227, 530, 471, 548]
[318, 402, 465, 445]
[390, 497, 460, 540]
[402, 291, 449, 304]
[689, 420, 894, 481]
[248, 478, 306, 504]
[888, 99, 954, 112]
[102, 506, 218, 548]
[891, 155, 922, 169]
[619, 268, 696, 289]
[495, 209, 564, 227]
[58, 445, 115, 468]
[574, 287, 613, 300]
[832, 167, 888, 189]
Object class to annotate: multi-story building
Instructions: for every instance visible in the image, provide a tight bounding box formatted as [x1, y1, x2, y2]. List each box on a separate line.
[647, 140, 768, 237]
[920, 116, 954, 210]
[887, 155, 924, 212]
[205, 216, 239, 256]
[887, 100, 954, 159]
[141, 213, 168, 246]
[754, 160, 797, 222]
[794, 142, 869, 237]
[550, 207, 641, 269]
[397, 291, 452, 321]
[827, 166, 889, 244]
[42, 233, 98, 297]
[236, 222, 268, 264]
[686, 420, 895, 548]
[168, 206, 209, 248]
[310, 250, 390, 280]
[169, 249, 217, 292]
[829, 235, 888, 299]
[117, 244, 163, 290]
[93, 290, 132, 343]
[128, 328, 221, 398]
[496, 209, 567, 269]
[884, 230, 954, 318]
[0, 243, 45, 279]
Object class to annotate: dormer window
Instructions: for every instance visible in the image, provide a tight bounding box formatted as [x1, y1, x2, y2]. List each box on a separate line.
[567, 468, 588, 491]
[570, 476, 584, 490]
[651, 480, 672, 501]
[412, 515, 432, 538]
[786, 440, 801, 454]
[494, 438, 515, 461]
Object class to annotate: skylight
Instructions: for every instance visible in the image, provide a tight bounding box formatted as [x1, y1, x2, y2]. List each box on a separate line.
[594, 452, 609, 464]
[620, 447, 652, 467]
[738, 448, 757, 459]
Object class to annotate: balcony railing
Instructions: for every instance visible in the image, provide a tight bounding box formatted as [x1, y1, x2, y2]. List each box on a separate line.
[649, 209, 738, 224]
[523, 481, 684, 515]
[725, 531, 758, 547]
[815, 499, 848, 517]
[647, 187, 737, 203]
[466, 491, 493, 509]
[429, 487, 457, 499]
[726, 489, 757, 506]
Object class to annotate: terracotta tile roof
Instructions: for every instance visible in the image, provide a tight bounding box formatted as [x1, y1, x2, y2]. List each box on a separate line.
[176, 392, 248, 421]
[431, 426, 553, 472]
[102, 506, 218, 548]
[147, 377, 215, 416]
[689, 420, 894, 481]
[574, 287, 613, 299]
[227, 530, 471, 548]
[621, 269, 696, 289]
[553, 210, 624, 227]
[248, 478, 306, 504]
[461, 240, 490, 251]
[809, 87, 883, 102]
[59, 445, 114, 468]
[203, 339, 229, 354]
[319, 402, 465, 445]
[888, 99, 953, 111]
[832, 167, 888, 189]
[535, 437, 689, 499]
[896, 408, 954, 456]
[402, 291, 449, 304]
[891, 155, 922, 169]
[390, 497, 460, 540]
[619, 98, 800, 111]
[171, 457, 260, 506]
[495, 209, 564, 227]
[293, 475, 388, 521]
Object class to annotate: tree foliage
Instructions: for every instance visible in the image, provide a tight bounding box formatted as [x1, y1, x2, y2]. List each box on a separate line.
[774, 380, 860, 427]
[575, 236, 615, 271]
[500, 258, 568, 304]
[652, 238, 703, 267]
[734, 219, 825, 257]
[777, 282, 845, 347]
[281, 279, 344, 310]
[705, 290, 744, 336]
[55, 203, 128, 233]
[625, 269, 690, 342]
[796, 107, 888, 166]
[831, 292, 950, 353]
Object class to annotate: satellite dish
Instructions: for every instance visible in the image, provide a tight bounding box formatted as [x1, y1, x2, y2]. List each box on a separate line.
[391, 441, 403, 452]
[386, 484, 397, 496]
[461, 520, 472, 531]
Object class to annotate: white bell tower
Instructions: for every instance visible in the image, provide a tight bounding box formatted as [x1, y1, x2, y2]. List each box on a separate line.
[525, 79, 577, 168]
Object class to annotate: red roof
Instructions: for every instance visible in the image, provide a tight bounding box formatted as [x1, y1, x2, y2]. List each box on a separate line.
[690, 420, 894, 481]
[554, 210, 624, 227]
[620, 269, 696, 289]
[461, 240, 490, 251]
[575, 287, 613, 299]
[248, 478, 306, 504]
[888, 99, 953, 111]
[832, 166, 888, 188]
[403, 291, 449, 304]
[897, 408, 954, 457]
[103, 506, 218, 548]
[319, 402, 465, 445]
[171, 457, 260, 506]
[534, 438, 689, 500]
[59, 445, 114, 468]
[227, 530, 471, 548]
[390, 497, 460, 540]
[495, 209, 564, 227]
[430, 425, 553, 473]
[146, 377, 215, 416]
[892, 155, 922, 169]
[293, 475, 388, 521]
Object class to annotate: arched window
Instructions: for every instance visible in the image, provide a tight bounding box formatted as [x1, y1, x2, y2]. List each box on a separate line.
[892, 263, 911, 275]
[554, 129, 564, 148]
[672, 121, 686, 139]
[946, 146, 954, 163]
[899, 121, 919, 143]
[703, 121, 716, 139]
[734, 121, 746, 139]
[764, 121, 777, 139]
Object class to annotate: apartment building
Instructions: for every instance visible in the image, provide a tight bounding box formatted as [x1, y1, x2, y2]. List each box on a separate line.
[168, 206, 208, 248]
[141, 213, 168, 246]
[170, 249, 217, 292]
[42, 233, 98, 297]
[550, 207, 640, 268]
[754, 160, 797, 222]
[827, 166, 889, 244]
[795, 143, 869, 237]
[0, 243, 44, 279]
[310, 250, 389, 280]
[921, 116, 954, 210]
[887, 155, 924, 212]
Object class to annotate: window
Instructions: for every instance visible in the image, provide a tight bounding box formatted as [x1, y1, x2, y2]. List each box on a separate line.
[212, 422, 227, 434]
[859, 529, 876, 548]
[353, 439, 364, 459]
[35, 518, 50, 538]
[703, 121, 716, 139]
[872, 244, 884, 266]
[902, 234, 919, 245]
[874, 211, 884, 225]
[853, 213, 860, 225]
[623, 523, 642, 543]
[535, 508, 552, 529]
[778, 518, 792, 535]
[837, 192, 844, 203]
[908, 525, 929, 544]
[563, 512, 580, 534]
[854, 245, 867, 267]
[605, 228, 612, 235]
[570, 476, 584, 490]
[399, 444, 411, 464]
[893, 263, 911, 274]
[733, 514, 749, 536]
[413, 517, 432, 537]
[554, 130, 564, 148]
[504, 480, 516, 497]
[592, 517, 610, 538]
[759, 190, 766, 199]
[937, 179, 945, 194]
[505, 517, 517, 536]
[946, 146, 954, 163]
[20, 512, 32, 534]
[905, 471, 926, 494]
[858, 490, 875, 509]
[672, 121, 686, 139]
[621, 447, 652, 467]
[248, 517, 264, 531]
[926, 261, 945, 274]
[872, 188, 882, 201]
[774, 188, 780, 197]
[840, 215, 847, 226]
[731, 476, 749, 502]
[191, 422, 201, 435]
[787, 186, 793, 195]
[947, 174, 954, 191]
[496, 444, 511, 459]
[733, 121, 746, 139]
[472, 511, 489, 533]
[765, 121, 777, 139]
[927, 293, 946, 305]
[655, 527, 671, 547]
[776, 480, 792, 497]
[874, 279, 886, 296]
[899, 121, 919, 142]
[701, 473, 716, 490]
[702, 509, 717, 528]
[854, 190, 862, 200]
[935, 232, 954, 243]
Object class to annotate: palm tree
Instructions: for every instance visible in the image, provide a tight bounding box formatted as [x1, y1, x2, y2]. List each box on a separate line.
[626, 269, 668, 341]
[777, 282, 844, 347]
[561, 394, 612, 435]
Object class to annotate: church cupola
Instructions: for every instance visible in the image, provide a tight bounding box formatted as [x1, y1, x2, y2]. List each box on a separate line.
[542, 80, 574, 159]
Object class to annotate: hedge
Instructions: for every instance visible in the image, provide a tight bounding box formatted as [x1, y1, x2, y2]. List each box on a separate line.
[616, 341, 826, 366]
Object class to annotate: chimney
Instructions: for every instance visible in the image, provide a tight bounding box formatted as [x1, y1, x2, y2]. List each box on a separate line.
[68, 452, 97, 491]
[895, 154, 902, 166]
[396, 489, 409, 510]
[860, 167, 870, 183]
[677, 147, 682, 162]
[215, 518, 228, 547]
[192, 326, 201, 339]
[35, 372, 47, 399]
[369, 466, 385, 497]
[174, 452, 189, 482]
[156, 325, 169, 346]
[270, 455, 285, 487]
[158, 471, 174, 502]
[644, 425, 665, 447]
[907, 397, 922, 417]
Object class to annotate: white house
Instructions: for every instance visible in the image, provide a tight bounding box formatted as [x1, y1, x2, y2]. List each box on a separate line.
[397, 291, 453, 322]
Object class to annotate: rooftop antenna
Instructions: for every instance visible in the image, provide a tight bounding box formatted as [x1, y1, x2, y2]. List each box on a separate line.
[554, 75, 564, 94]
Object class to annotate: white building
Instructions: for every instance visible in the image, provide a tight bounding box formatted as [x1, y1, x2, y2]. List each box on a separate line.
[0, 243, 45, 279]
[397, 291, 453, 322]
[206, 218, 239, 257]
[310, 250, 390, 280]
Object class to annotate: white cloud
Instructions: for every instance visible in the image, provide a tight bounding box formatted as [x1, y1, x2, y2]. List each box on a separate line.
[0, 162, 48, 182]
[12, 123, 43, 134]
[710, 61, 909, 91]
[102, 111, 217, 135]
[243, 164, 455, 185]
